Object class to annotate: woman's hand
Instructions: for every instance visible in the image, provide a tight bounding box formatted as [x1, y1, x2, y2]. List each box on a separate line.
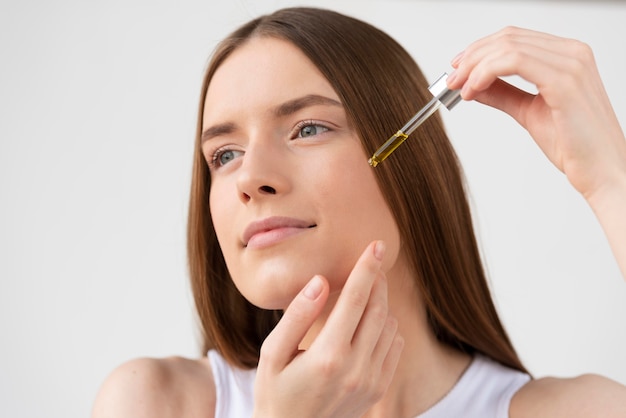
[447, 26, 626, 200]
[253, 241, 404, 418]
[447, 26, 626, 280]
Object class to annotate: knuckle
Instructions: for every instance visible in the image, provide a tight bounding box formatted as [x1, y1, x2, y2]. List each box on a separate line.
[561, 58, 587, 89]
[370, 382, 387, 402]
[570, 39, 593, 58]
[394, 334, 406, 352]
[317, 353, 343, 378]
[386, 315, 399, 332]
[495, 26, 516, 45]
[284, 304, 310, 325]
[495, 28, 523, 57]
[370, 303, 388, 324]
[343, 374, 361, 395]
[499, 25, 522, 38]
[493, 32, 522, 59]
[345, 289, 370, 309]
[283, 296, 315, 326]
[569, 40, 595, 68]
[258, 340, 276, 365]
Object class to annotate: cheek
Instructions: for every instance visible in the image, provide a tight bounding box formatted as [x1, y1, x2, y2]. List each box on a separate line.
[209, 180, 237, 252]
[326, 153, 389, 221]
[318, 152, 402, 274]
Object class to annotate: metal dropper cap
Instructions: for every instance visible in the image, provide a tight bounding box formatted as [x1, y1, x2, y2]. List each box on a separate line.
[368, 72, 462, 167]
[428, 72, 462, 110]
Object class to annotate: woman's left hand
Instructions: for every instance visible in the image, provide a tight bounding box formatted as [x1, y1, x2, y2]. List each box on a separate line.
[446, 26, 626, 201]
[447, 26, 626, 281]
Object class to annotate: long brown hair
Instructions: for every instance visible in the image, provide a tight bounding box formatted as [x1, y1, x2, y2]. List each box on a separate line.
[188, 7, 527, 373]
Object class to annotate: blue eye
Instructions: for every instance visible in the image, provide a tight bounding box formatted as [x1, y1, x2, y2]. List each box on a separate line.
[211, 148, 243, 168]
[298, 123, 329, 138]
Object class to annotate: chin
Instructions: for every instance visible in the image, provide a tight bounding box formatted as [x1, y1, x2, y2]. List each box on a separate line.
[229, 250, 357, 309]
[236, 272, 310, 311]
[244, 289, 299, 311]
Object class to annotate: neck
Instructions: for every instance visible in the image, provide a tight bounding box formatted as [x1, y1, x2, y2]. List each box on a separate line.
[299, 254, 471, 417]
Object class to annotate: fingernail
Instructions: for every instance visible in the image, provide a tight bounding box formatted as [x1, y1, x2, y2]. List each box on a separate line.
[303, 275, 323, 300]
[373, 240, 386, 261]
[451, 50, 464, 66]
[461, 82, 471, 99]
[447, 70, 457, 86]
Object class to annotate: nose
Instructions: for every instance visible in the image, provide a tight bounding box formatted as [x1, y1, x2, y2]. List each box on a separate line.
[236, 142, 290, 203]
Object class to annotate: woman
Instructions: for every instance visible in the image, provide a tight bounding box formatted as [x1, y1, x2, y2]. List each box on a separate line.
[92, 7, 626, 417]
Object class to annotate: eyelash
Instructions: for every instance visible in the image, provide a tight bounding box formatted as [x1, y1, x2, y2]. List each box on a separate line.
[207, 120, 332, 169]
[208, 145, 239, 169]
[291, 119, 331, 139]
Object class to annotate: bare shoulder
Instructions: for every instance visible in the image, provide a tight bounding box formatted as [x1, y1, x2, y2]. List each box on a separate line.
[91, 356, 216, 418]
[511, 374, 626, 418]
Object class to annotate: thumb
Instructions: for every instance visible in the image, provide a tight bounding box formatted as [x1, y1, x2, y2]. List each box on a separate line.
[472, 77, 534, 129]
[260, 275, 329, 370]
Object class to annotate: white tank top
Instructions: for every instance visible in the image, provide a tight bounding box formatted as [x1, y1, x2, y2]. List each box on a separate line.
[207, 350, 530, 417]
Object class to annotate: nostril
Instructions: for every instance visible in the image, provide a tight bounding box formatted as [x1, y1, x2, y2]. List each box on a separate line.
[259, 185, 276, 194]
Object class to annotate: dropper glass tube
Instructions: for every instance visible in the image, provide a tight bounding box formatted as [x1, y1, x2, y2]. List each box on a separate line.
[368, 72, 462, 167]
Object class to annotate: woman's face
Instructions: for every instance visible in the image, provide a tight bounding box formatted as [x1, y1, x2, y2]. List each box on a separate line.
[202, 36, 401, 309]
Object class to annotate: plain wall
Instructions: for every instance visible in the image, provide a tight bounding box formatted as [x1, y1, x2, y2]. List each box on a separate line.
[1, 1, 625, 417]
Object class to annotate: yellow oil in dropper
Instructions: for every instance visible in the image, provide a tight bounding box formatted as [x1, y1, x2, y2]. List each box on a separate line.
[368, 131, 409, 167]
[369, 72, 461, 167]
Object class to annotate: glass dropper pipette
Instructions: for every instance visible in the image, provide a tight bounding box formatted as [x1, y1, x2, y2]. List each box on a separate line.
[368, 72, 462, 167]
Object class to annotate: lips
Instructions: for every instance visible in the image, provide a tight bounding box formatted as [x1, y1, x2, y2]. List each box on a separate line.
[242, 216, 316, 248]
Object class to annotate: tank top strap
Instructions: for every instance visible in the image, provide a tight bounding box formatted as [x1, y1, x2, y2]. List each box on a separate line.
[208, 350, 256, 417]
[418, 355, 530, 418]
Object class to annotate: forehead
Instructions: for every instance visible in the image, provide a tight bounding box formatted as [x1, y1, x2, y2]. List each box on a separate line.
[203, 37, 339, 122]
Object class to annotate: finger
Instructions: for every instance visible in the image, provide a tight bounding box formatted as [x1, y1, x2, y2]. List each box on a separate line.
[351, 272, 389, 355]
[369, 314, 399, 371]
[450, 26, 574, 73]
[260, 275, 329, 370]
[376, 330, 404, 395]
[460, 42, 573, 102]
[449, 29, 555, 87]
[467, 26, 570, 60]
[319, 241, 385, 346]
[472, 77, 537, 128]
[449, 28, 588, 99]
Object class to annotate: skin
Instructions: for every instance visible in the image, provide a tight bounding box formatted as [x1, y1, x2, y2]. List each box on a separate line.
[447, 27, 626, 281]
[91, 27, 626, 418]
[203, 37, 465, 417]
[202, 36, 402, 310]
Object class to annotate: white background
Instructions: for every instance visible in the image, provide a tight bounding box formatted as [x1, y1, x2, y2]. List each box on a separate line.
[1, 1, 625, 417]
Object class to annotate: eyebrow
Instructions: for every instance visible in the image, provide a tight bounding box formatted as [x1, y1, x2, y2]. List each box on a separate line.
[273, 94, 342, 118]
[201, 122, 236, 143]
[201, 94, 343, 143]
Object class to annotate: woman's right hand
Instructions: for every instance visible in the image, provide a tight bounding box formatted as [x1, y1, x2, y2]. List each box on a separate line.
[253, 241, 404, 418]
